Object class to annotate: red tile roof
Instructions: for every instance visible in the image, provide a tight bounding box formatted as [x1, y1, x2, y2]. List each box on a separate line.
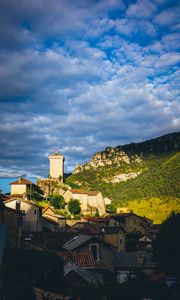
[57, 251, 97, 267]
[10, 178, 34, 185]
[71, 189, 99, 196]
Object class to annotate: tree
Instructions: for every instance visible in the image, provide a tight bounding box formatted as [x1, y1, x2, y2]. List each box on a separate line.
[106, 203, 117, 214]
[153, 212, 180, 277]
[49, 194, 65, 209]
[68, 199, 81, 215]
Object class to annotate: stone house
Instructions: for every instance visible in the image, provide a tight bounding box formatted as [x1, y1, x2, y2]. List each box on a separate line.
[63, 189, 108, 216]
[4, 198, 42, 232]
[115, 251, 156, 284]
[42, 206, 66, 232]
[63, 234, 118, 272]
[107, 213, 151, 234]
[100, 226, 125, 254]
[0, 203, 22, 248]
[10, 177, 41, 197]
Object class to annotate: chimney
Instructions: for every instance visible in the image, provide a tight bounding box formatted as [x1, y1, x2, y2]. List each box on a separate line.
[16, 201, 21, 211]
[18, 177, 22, 183]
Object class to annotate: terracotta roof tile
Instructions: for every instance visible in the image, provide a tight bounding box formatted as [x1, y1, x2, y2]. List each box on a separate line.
[57, 251, 97, 267]
[10, 178, 34, 185]
[71, 189, 99, 196]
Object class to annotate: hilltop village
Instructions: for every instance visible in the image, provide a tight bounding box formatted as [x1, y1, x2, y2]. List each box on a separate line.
[0, 151, 180, 299]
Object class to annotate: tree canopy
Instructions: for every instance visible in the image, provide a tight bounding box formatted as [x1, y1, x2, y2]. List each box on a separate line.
[48, 194, 65, 209]
[68, 198, 81, 215]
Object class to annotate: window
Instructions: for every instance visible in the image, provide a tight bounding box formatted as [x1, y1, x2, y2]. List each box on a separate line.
[89, 243, 99, 261]
[34, 210, 37, 215]
[120, 238, 122, 244]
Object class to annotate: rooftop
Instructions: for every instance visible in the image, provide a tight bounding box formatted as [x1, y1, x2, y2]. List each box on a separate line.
[63, 234, 92, 251]
[49, 151, 64, 157]
[10, 177, 34, 185]
[71, 189, 100, 196]
[57, 250, 97, 268]
[4, 198, 42, 208]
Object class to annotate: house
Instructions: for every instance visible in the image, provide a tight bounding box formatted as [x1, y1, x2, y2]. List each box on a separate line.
[42, 206, 66, 232]
[10, 177, 42, 197]
[63, 189, 108, 216]
[67, 221, 100, 236]
[107, 213, 151, 234]
[64, 262, 104, 288]
[4, 198, 42, 232]
[100, 226, 125, 254]
[115, 251, 156, 284]
[63, 233, 118, 272]
[0, 202, 22, 248]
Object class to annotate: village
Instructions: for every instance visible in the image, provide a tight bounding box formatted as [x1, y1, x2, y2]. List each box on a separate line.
[1, 151, 179, 300]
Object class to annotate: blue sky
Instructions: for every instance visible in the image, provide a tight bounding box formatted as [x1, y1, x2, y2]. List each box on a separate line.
[0, 0, 179, 177]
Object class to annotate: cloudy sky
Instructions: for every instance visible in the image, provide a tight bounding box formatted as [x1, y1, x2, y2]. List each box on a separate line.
[0, 0, 179, 177]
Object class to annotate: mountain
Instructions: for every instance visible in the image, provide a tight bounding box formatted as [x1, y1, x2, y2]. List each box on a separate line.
[66, 132, 180, 223]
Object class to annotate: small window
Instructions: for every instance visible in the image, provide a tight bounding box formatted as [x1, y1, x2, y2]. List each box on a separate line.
[89, 244, 99, 261]
[34, 210, 37, 215]
[120, 238, 122, 244]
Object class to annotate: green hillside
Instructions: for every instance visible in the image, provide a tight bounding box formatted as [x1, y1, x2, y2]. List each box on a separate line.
[66, 132, 180, 223]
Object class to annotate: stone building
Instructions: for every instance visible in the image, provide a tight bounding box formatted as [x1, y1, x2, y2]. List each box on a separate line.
[10, 177, 41, 197]
[63, 233, 117, 272]
[4, 198, 42, 232]
[49, 151, 64, 182]
[107, 213, 152, 234]
[63, 189, 108, 216]
[101, 226, 125, 254]
[42, 206, 66, 232]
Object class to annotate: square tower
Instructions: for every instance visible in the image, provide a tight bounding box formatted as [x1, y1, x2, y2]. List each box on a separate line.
[48, 151, 64, 182]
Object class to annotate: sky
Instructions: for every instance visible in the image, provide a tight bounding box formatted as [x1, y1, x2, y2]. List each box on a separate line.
[0, 0, 180, 178]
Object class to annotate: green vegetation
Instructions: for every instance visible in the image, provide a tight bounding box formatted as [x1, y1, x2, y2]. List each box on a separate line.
[66, 133, 180, 223]
[128, 197, 180, 224]
[48, 194, 65, 209]
[68, 198, 81, 215]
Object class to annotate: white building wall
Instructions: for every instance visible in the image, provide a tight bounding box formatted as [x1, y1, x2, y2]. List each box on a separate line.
[49, 156, 64, 180]
[5, 200, 42, 232]
[11, 184, 26, 195]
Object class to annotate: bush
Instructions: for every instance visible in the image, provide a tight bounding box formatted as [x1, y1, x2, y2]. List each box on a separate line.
[48, 194, 65, 209]
[68, 199, 81, 215]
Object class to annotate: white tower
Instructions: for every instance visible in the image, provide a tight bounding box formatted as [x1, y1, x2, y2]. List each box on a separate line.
[48, 151, 64, 182]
